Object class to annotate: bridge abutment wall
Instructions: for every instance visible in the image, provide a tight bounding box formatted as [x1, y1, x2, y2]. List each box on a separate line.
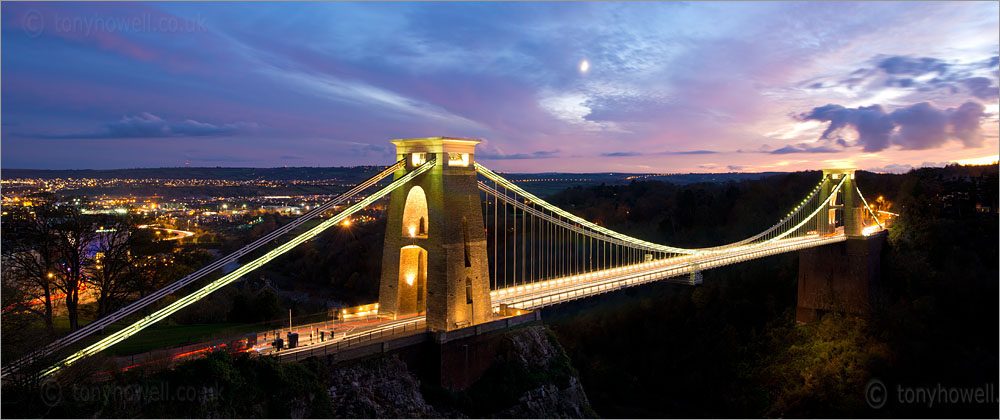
[796, 231, 885, 323]
[277, 312, 541, 393]
[433, 311, 542, 391]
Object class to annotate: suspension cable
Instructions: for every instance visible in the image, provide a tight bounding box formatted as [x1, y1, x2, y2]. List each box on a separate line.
[40, 160, 435, 378]
[4, 160, 406, 378]
[477, 163, 839, 255]
[854, 184, 884, 227]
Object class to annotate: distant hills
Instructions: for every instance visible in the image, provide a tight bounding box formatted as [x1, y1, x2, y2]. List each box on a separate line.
[6, 164, 994, 187]
[630, 172, 790, 185]
[0, 166, 390, 181]
[2, 166, 790, 185]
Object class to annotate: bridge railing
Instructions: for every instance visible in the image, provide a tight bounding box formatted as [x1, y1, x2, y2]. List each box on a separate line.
[1, 161, 409, 380]
[273, 318, 427, 363]
[494, 233, 848, 311]
[476, 162, 846, 295]
[34, 160, 437, 378]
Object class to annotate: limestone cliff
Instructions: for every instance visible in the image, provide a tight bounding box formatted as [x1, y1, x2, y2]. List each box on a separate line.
[323, 325, 594, 418]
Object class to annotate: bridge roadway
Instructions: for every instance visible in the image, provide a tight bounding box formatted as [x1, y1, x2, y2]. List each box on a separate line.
[105, 232, 852, 370]
[276, 232, 851, 361]
[100, 313, 425, 374]
[271, 315, 426, 362]
[490, 232, 848, 310]
[277, 233, 851, 360]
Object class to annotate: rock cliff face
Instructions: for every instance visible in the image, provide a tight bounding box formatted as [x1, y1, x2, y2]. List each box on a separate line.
[487, 326, 592, 418]
[3, 325, 589, 418]
[323, 325, 593, 418]
[325, 356, 446, 418]
[491, 376, 592, 419]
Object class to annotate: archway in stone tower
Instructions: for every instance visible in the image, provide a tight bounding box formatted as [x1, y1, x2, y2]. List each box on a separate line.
[397, 245, 427, 316]
[402, 186, 429, 238]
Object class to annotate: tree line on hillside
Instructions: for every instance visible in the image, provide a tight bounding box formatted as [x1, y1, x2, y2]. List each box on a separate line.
[547, 170, 821, 248]
[1, 198, 213, 362]
[545, 164, 998, 417]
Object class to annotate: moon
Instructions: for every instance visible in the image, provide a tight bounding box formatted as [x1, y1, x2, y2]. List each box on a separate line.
[579, 59, 590, 73]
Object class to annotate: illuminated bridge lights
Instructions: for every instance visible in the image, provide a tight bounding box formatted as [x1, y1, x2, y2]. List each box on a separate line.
[476, 163, 846, 256]
[40, 160, 436, 377]
[24, 158, 886, 378]
[2, 161, 409, 380]
[491, 234, 848, 311]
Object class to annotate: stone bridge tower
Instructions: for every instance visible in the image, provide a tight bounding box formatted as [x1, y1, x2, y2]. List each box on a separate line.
[815, 168, 863, 237]
[377, 137, 493, 331]
[797, 168, 884, 323]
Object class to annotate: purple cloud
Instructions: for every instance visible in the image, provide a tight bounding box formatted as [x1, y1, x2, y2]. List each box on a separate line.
[769, 144, 840, 154]
[876, 55, 949, 76]
[478, 149, 560, 160]
[45, 113, 255, 139]
[601, 151, 643, 157]
[961, 77, 1000, 100]
[600, 150, 718, 157]
[799, 101, 988, 152]
[947, 102, 988, 148]
[799, 104, 895, 152]
[1, 2, 997, 171]
[808, 53, 999, 102]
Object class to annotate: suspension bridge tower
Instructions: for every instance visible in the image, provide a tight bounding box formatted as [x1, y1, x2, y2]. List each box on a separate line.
[377, 137, 493, 331]
[816, 168, 863, 237]
[797, 168, 884, 323]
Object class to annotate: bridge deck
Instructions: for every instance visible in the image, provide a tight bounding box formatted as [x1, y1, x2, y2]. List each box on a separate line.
[490, 234, 847, 311]
[93, 233, 852, 375]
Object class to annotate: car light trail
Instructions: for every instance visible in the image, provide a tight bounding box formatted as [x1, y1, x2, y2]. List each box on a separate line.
[41, 160, 435, 377]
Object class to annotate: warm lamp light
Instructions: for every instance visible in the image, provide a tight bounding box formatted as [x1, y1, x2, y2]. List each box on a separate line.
[405, 274, 415, 286]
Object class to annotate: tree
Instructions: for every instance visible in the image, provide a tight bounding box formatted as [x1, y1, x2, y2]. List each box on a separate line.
[1, 252, 49, 360]
[254, 290, 283, 323]
[47, 205, 98, 331]
[1, 204, 63, 334]
[136, 246, 213, 301]
[85, 215, 166, 317]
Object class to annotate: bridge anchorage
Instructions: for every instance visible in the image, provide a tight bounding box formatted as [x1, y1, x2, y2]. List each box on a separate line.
[5, 136, 889, 383]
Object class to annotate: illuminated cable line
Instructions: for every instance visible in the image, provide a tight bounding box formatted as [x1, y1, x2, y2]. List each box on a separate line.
[761, 176, 847, 244]
[478, 180, 685, 254]
[481, 168, 844, 265]
[476, 163, 694, 254]
[697, 176, 828, 250]
[478, 163, 842, 256]
[853, 185, 884, 228]
[41, 160, 435, 377]
[2, 161, 406, 378]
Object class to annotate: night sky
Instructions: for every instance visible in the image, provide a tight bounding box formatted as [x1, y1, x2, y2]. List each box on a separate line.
[2, 2, 998, 172]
